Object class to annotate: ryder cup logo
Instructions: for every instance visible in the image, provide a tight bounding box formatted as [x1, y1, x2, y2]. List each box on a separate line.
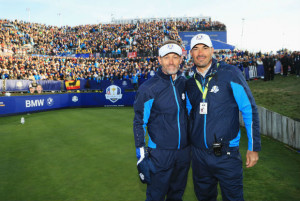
[167, 44, 174, 49]
[47, 97, 54, 106]
[196, 35, 203, 40]
[182, 93, 185, 100]
[210, 85, 219, 93]
[72, 96, 78, 102]
[16, 81, 23, 88]
[105, 85, 123, 103]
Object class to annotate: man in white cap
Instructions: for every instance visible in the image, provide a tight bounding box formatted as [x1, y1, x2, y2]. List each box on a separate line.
[186, 34, 261, 201]
[133, 40, 191, 201]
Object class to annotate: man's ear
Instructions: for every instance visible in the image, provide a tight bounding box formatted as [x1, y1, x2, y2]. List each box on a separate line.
[157, 56, 161, 65]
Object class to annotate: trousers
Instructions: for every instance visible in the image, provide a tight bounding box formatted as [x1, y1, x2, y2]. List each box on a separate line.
[146, 146, 191, 201]
[192, 145, 244, 201]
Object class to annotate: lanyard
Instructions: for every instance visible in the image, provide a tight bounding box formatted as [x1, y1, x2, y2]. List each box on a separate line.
[194, 75, 212, 101]
[193, 63, 219, 101]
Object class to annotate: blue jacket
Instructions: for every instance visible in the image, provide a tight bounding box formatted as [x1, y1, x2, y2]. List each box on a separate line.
[133, 67, 189, 149]
[186, 59, 261, 151]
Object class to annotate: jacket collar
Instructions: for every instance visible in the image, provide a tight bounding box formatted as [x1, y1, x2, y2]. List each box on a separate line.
[192, 58, 218, 79]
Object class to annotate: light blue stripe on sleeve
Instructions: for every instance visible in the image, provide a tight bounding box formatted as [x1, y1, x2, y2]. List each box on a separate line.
[230, 82, 253, 151]
[143, 99, 156, 147]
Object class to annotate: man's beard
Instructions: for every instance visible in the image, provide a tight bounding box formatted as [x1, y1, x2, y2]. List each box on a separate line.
[162, 65, 179, 75]
[194, 57, 212, 68]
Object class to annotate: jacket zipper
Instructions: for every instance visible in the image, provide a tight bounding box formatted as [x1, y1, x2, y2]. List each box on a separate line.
[170, 77, 181, 149]
[201, 76, 209, 149]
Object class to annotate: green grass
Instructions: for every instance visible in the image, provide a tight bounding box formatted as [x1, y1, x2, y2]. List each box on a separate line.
[0, 108, 299, 201]
[247, 74, 300, 121]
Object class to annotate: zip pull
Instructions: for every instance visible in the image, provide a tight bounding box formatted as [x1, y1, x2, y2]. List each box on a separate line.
[170, 76, 175, 85]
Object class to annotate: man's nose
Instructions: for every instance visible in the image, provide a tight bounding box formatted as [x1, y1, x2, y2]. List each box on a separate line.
[169, 58, 174, 64]
[195, 49, 203, 55]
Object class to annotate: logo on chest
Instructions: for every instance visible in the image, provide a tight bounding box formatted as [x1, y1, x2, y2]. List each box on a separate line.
[210, 85, 219, 93]
[182, 93, 185, 100]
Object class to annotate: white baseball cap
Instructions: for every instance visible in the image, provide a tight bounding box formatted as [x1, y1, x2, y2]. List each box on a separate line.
[159, 43, 182, 57]
[190, 34, 213, 49]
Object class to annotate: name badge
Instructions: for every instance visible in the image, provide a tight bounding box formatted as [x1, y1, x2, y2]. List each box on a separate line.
[200, 102, 207, 114]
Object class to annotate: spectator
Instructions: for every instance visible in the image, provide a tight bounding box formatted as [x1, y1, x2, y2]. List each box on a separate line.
[256, 57, 264, 79]
[262, 55, 270, 81]
[28, 84, 35, 93]
[131, 73, 139, 90]
[281, 53, 289, 76]
[295, 51, 300, 77]
[36, 84, 43, 93]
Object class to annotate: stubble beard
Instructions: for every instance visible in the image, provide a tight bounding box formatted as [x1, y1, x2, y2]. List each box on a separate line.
[162, 65, 179, 75]
[194, 57, 212, 69]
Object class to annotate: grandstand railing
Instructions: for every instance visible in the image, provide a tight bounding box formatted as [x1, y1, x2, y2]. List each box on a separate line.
[0, 78, 150, 93]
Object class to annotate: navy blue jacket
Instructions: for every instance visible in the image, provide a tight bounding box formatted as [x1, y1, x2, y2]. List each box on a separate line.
[186, 59, 261, 151]
[133, 67, 189, 149]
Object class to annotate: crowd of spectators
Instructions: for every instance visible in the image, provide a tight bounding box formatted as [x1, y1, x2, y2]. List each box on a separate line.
[0, 55, 161, 81]
[0, 19, 138, 56]
[213, 50, 300, 80]
[1, 18, 298, 85]
[1, 50, 298, 83]
[1, 18, 225, 57]
[1, 19, 173, 57]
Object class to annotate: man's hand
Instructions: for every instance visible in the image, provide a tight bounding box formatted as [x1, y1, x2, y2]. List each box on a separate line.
[136, 147, 156, 184]
[246, 150, 259, 168]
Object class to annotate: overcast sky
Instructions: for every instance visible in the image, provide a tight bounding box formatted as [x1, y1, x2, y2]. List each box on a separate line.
[1, 0, 299, 53]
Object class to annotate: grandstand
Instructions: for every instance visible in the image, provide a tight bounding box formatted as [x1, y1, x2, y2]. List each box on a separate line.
[0, 17, 297, 95]
[0, 16, 229, 57]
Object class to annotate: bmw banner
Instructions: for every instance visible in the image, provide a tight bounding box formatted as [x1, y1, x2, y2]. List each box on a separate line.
[0, 91, 136, 116]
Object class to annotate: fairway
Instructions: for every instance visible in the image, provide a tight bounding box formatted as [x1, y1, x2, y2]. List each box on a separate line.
[248, 74, 300, 121]
[0, 107, 299, 201]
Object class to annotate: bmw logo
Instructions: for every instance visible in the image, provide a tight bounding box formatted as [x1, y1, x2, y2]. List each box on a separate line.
[47, 97, 54, 106]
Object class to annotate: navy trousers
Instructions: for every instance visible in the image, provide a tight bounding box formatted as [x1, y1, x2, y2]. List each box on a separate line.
[146, 146, 191, 201]
[192, 146, 244, 201]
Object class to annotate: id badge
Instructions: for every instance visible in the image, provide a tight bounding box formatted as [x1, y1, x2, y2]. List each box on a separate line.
[200, 102, 208, 114]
